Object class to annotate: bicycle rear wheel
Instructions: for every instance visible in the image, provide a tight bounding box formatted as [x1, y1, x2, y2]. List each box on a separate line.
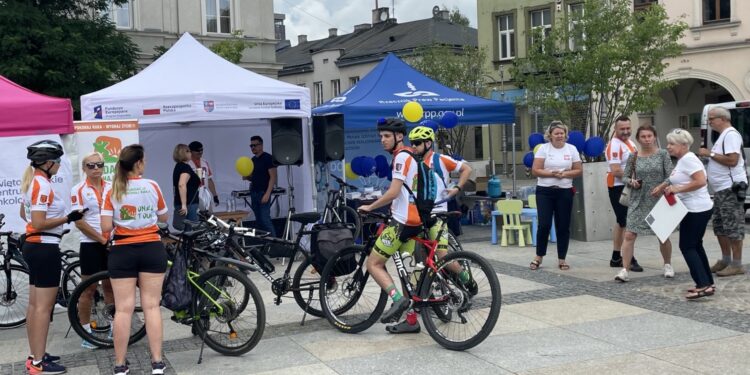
[192, 266, 265, 356]
[67, 271, 147, 348]
[60, 260, 82, 307]
[0, 264, 30, 328]
[419, 251, 501, 351]
[292, 257, 324, 317]
[328, 206, 361, 239]
[319, 245, 387, 334]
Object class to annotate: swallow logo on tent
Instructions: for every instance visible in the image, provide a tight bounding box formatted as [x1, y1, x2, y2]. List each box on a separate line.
[94, 106, 103, 119]
[393, 81, 439, 98]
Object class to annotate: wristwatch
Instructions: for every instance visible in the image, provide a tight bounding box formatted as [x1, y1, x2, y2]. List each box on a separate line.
[710, 151, 716, 158]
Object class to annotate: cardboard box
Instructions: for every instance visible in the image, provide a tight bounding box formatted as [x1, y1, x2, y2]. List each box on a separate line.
[475, 176, 489, 193]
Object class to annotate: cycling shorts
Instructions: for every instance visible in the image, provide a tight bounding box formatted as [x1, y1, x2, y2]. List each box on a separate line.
[22, 242, 62, 288]
[80, 242, 109, 276]
[108, 241, 167, 279]
[372, 219, 448, 258]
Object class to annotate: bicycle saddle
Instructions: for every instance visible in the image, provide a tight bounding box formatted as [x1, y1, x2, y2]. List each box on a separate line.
[433, 211, 462, 220]
[290, 212, 321, 225]
[182, 228, 208, 240]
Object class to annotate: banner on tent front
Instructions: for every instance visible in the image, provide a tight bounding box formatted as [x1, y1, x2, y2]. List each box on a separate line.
[74, 120, 139, 182]
[0, 135, 74, 233]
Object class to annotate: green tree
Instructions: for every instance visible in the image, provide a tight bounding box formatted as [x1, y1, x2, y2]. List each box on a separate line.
[209, 30, 256, 64]
[447, 6, 470, 26]
[0, 0, 139, 117]
[509, 0, 686, 137]
[410, 44, 488, 158]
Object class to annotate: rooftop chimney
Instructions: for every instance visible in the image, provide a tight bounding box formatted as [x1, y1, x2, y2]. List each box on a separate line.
[372, 7, 389, 24]
[328, 28, 337, 37]
[354, 23, 371, 31]
[438, 10, 450, 21]
[298, 34, 307, 44]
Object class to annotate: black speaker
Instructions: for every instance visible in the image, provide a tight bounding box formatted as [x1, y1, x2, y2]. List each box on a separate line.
[313, 114, 345, 162]
[271, 118, 303, 166]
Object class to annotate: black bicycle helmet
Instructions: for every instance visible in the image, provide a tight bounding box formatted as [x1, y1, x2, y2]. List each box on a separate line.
[27, 139, 64, 163]
[376, 117, 406, 134]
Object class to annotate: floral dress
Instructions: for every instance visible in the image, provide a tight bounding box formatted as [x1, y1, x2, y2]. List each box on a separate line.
[622, 149, 673, 234]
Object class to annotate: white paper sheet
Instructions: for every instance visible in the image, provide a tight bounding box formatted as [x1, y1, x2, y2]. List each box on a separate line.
[645, 194, 689, 243]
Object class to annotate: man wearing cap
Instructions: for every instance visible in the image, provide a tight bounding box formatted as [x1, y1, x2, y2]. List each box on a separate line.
[187, 141, 219, 208]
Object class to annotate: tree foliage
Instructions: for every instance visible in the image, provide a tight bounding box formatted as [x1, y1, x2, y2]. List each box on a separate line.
[0, 0, 140, 117]
[447, 6, 470, 26]
[509, 0, 686, 136]
[209, 30, 256, 64]
[410, 44, 488, 158]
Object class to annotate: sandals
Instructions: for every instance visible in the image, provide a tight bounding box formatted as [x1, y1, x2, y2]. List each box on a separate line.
[685, 286, 715, 300]
[558, 261, 570, 271]
[529, 258, 542, 270]
[687, 284, 715, 293]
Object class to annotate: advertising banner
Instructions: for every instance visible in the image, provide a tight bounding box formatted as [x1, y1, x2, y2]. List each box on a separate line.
[73, 120, 139, 182]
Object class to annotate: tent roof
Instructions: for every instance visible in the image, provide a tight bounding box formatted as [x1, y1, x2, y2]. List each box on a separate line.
[0, 75, 73, 137]
[312, 53, 514, 129]
[81, 33, 310, 124]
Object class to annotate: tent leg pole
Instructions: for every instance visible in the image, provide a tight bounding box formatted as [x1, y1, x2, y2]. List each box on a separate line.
[511, 122, 516, 199]
[488, 125, 495, 176]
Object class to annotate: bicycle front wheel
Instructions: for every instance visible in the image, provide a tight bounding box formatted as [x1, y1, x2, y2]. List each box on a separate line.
[192, 266, 265, 356]
[419, 251, 501, 351]
[67, 271, 147, 348]
[319, 245, 387, 334]
[0, 264, 30, 328]
[292, 257, 324, 317]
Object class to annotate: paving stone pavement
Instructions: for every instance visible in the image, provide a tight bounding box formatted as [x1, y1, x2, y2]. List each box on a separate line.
[1, 224, 748, 374]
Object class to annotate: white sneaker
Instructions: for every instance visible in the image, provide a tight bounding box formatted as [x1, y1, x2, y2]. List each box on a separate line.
[663, 264, 675, 278]
[615, 268, 629, 282]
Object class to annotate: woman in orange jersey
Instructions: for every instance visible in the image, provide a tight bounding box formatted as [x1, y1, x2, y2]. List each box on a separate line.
[21, 140, 86, 374]
[101, 145, 169, 375]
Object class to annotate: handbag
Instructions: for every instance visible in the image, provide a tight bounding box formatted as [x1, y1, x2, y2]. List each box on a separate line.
[619, 151, 637, 207]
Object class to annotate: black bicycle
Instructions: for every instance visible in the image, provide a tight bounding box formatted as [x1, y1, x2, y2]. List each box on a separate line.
[322, 174, 361, 239]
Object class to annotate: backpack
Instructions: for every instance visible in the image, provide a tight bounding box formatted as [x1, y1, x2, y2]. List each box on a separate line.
[161, 245, 191, 311]
[398, 150, 438, 224]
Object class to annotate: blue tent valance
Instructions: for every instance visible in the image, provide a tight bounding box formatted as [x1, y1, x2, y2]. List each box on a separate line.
[313, 53, 515, 129]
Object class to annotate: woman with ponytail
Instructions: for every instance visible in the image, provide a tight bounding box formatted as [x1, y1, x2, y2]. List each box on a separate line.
[100, 144, 169, 375]
[21, 140, 86, 374]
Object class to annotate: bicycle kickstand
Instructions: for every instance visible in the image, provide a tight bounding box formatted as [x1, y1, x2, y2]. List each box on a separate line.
[197, 321, 208, 364]
[300, 289, 315, 326]
[64, 324, 72, 339]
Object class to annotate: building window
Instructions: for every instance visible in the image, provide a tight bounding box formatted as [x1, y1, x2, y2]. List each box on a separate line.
[634, 0, 658, 11]
[703, 0, 730, 24]
[497, 14, 515, 60]
[106, 0, 132, 29]
[206, 0, 232, 34]
[474, 127, 484, 159]
[313, 81, 323, 106]
[349, 76, 360, 88]
[330, 79, 341, 98]
[568, 3, 585, 51]
[529, 8, 552, 50]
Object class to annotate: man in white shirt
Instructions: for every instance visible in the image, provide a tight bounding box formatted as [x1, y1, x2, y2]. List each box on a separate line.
[698, 107, 747, 276]
[604, 116, 643, 272]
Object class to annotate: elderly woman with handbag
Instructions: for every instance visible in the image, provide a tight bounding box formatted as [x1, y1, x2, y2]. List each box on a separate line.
[614, 125, 675, 282]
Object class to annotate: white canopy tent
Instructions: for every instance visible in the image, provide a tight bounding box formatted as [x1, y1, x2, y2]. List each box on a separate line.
[81, 33, 314, 220]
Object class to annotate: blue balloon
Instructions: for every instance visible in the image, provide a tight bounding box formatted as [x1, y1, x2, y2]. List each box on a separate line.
[568, 131, 585, 152]
[523, 151, 535, 168]
[359, 157, 376, 177]
[350, 156, 364, 176]
[420, 120, 439, 130]
[374, 155, 390, 178]
[584, 136, 606, 157]
[440, 112, 459, 129]
[451, 153, 463, 161]
[528, 133, 545, 149]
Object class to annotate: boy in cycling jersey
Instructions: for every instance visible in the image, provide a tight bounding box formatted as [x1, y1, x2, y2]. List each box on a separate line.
[358, 121, 476, 330]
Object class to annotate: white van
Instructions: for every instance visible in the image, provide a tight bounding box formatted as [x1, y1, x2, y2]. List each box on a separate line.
[700, 101, 750, 209]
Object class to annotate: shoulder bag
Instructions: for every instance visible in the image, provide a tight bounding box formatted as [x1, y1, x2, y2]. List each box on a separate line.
[619, 151, 638, 207]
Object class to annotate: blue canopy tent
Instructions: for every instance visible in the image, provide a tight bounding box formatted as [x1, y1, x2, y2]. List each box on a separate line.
[313, 53, 517, 194]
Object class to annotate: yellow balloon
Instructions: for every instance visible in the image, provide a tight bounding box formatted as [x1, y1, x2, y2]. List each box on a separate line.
[533, 143, 543, 155]
[235, 156, 254, 177]
[402, 101, 424, 123]
[345, 163, 359, 180]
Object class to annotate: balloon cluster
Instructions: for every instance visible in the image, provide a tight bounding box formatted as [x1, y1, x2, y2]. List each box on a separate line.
[522, 131, 607, 168]
[345, 156, 391, 181]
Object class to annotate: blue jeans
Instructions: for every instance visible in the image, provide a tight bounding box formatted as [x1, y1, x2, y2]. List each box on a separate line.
[173, 203, 199, 231]
[679, 209, 714, 288]
[536, 186, 574, 259]
[250, 190, 276, 237]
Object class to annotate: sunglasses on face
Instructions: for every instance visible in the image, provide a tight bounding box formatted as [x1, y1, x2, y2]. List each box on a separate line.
[193, 149, 203, 153]
[411, 140, 424, 147]
[86, 162, 105, 170]
[249, 143, 260, 148]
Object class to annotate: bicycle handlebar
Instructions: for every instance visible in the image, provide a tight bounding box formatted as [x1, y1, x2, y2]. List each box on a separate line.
[206, 215, 271, 239]
[330, 174, 358, 191]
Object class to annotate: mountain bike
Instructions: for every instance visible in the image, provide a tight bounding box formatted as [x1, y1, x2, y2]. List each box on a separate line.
[322, 174, 361, 239]
[67, 223, 265, 361]
[318, 210, 501, 351]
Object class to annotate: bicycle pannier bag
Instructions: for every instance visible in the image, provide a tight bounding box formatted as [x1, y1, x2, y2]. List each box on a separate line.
[311, 222, 355, 276]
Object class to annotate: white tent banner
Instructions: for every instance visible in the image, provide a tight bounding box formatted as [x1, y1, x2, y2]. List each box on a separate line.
[74, 120, 140, 182]
[0, 134, 73, 233]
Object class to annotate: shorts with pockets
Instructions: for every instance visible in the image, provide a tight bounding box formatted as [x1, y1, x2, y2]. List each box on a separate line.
[108, 241, 167, 279]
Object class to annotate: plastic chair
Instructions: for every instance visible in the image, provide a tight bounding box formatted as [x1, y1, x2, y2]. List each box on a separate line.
[527, 194, 537, 208]
[497, 200, 532, 247]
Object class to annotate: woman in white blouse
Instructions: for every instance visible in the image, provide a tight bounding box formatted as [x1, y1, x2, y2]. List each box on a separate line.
[530, 121, 583, 270]
[662, 129, 715, 299]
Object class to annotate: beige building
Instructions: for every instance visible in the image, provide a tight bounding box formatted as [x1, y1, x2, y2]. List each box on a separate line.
[107, 0, 283, 77]
[477, 0, 750, 170]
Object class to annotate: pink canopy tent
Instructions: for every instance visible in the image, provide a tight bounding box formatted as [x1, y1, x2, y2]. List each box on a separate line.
[0, 75, 73, 136]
